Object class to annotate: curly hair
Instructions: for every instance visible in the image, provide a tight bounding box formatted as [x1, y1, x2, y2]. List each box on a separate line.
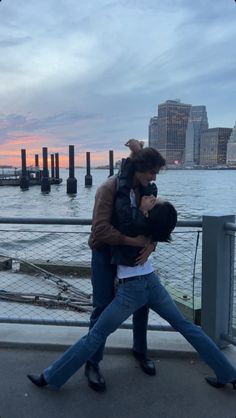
[132, 148, 166, 172]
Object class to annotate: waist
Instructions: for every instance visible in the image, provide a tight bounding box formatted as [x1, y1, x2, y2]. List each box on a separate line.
[115, 275, 149, 285]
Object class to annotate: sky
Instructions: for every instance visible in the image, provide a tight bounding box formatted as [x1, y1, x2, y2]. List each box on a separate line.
[0, 0, 236, 167]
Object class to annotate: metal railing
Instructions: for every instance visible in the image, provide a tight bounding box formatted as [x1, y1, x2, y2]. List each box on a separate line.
[0, 215, 235, 347]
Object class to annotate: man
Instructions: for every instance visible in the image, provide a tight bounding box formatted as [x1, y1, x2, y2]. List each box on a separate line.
[85, 143, 166, 391]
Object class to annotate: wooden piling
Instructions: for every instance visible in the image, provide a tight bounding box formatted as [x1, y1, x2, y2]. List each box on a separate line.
[109, 150, 114, 177]
[51, 154, 55, 179]
[67, 145, 77, 194]
[41, 147, 51, 192]
[20, 149, 29, 190]
[34, 154, 40, 180]
[55, 153, 60, 179]
[85, 152, 92, 186]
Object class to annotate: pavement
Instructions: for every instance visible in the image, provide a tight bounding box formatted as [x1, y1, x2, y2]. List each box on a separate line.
[0, 324, 236, 418]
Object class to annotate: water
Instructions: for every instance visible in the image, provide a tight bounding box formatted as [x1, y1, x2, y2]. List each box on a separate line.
[0, 168, 235, 218]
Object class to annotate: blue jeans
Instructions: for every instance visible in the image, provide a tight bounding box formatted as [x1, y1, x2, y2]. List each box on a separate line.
[88, 248, 149, 364]
[44, 272, 236, 388]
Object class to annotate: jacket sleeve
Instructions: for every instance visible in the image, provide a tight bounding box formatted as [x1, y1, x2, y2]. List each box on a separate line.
[90, 181, 128, 247]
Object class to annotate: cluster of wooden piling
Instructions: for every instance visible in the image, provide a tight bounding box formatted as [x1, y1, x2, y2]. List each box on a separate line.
[20, 146, 115, 194]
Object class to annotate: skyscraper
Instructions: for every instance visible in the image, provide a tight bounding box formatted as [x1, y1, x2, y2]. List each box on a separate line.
[200, 128, 232, 166]
[157, 100, 191, 165]
[148, 116, 158, 148]
[184, 106, 208, 166]
[226, 122, 236, 166]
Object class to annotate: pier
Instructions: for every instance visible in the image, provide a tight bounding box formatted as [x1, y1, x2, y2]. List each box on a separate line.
[0, 214, 235, 418]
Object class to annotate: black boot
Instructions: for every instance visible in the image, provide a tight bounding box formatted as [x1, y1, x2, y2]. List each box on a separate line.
[84, 362, 106, 392]
[133, 350, 156, 376]
[27, 373, 48, 387]
[205, 376, 236, 389]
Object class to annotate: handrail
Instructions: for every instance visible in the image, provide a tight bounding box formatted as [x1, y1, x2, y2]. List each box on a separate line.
[0, 216, 202, 227]
[225, 222, 236, 232]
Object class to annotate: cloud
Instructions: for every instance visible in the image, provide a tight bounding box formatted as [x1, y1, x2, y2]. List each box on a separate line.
[0, 0, 236, 165]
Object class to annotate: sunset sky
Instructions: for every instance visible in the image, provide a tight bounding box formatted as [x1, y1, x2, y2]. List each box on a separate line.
[0, 0, 236, 167]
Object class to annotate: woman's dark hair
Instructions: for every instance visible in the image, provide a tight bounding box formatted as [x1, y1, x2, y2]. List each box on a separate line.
[148, 201, 177, 242]
[132, 148, 166, 172]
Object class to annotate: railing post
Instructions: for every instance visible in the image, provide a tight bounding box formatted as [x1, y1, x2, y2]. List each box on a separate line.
[201, 213, 235, 347]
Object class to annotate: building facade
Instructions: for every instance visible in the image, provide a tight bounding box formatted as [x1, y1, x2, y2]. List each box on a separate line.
[200, 128, 233, 166]
[157, 100, 191, 165]
[226, 122, 236, 166]
[148, 116, 158, 148]
[184, 106, 208, 166]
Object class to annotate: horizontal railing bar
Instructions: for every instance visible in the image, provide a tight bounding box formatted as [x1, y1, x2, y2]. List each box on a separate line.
[0, 316, 174, 331]
[0, 217, 202, 228]
[0, 217, 92, 225]
[224, 222, 236, 232]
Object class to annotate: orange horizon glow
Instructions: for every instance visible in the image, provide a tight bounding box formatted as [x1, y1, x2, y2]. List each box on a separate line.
[0, 147, 130, 168]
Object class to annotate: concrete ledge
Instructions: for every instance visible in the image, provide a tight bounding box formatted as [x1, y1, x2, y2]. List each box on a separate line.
[0, 323, 236, 364]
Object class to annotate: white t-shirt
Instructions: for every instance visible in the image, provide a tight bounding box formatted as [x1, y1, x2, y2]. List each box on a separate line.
[117, 188, 154, 279]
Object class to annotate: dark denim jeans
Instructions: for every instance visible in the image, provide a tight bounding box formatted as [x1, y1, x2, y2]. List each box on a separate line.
[44, 272, 236, 388]
[88, 247, 149, 364]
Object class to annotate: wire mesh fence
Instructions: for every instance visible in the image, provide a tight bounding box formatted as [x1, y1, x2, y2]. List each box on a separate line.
[0, 223, 202, 329]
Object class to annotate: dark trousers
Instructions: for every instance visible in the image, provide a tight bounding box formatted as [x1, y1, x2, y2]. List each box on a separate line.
[88, 247, 149, 364]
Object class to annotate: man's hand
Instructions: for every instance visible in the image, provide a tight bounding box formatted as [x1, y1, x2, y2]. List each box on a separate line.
[135, 242, 155, 265]
[125, 139, 144, 158]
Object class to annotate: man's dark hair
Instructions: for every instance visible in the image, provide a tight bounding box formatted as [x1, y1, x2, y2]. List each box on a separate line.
[148, 201, 177, 242]
[132, 148, 166, 172]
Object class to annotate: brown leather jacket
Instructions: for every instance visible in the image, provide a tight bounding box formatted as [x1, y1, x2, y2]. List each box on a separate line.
[88, 175, 129, 249]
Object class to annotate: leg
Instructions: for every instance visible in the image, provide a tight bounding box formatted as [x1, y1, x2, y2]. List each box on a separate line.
[43, 282, 144, 389]
[89, 248, 116, 365]
[132, 304, 149, 355]
[132, 304, 156, 375]
[147, 273, 236, 384]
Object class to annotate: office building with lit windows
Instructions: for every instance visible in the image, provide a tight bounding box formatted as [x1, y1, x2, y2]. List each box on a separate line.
[226, 122, 236, 166]
[200, 128, 232, 166]
[148, 116, 158, 148]
[157, 100, 191, 165]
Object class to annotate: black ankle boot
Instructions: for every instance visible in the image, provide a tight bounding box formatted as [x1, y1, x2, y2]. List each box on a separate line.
[85, 362, 106, 392]
[205, 376, 236, 389]
[27, 373, 48, 387]
[133, 350, 156, 376]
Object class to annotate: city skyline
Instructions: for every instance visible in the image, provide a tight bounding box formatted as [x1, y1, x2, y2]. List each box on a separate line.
[0, 0, 236, 167]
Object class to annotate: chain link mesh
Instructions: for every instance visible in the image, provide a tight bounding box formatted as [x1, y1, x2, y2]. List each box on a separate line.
[0, 224, 202, 328]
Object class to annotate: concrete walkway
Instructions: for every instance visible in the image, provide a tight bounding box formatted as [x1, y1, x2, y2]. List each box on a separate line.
[0, 324, 236, 418]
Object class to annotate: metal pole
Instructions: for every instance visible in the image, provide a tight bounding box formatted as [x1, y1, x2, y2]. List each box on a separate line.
[41, 147, 50, 192]
[20, 149, 29, 190]
[85, 151, 92, 186]
[201, 213, 235, 347]
[67, 145, 77, 194]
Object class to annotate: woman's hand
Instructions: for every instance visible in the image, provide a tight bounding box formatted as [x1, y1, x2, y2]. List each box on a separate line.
[135, 242, 156, 265]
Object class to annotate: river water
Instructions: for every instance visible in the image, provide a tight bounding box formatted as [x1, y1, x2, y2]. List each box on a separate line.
[0, 168, 235, 218]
